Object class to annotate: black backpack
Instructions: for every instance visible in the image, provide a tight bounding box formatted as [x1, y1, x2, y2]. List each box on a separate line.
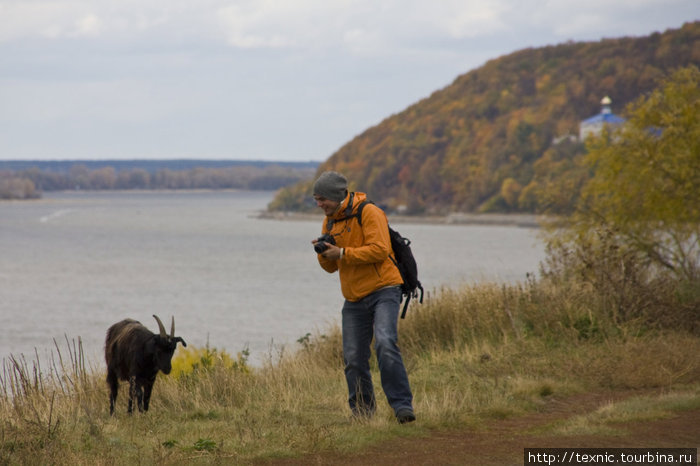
[337, 195, 424, 318]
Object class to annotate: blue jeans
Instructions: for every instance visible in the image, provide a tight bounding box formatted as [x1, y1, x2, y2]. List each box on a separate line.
[341, 286, 413, 416]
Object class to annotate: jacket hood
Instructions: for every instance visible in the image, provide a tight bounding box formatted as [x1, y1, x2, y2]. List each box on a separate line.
[331, 191, 368, 220]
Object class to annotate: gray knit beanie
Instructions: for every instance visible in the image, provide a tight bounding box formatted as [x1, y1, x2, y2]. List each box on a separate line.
[313, 171, 348, 202]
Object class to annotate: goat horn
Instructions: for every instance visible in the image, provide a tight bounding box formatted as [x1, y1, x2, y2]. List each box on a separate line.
[153, 314, 167, 338]
[170, 316, 175, 339]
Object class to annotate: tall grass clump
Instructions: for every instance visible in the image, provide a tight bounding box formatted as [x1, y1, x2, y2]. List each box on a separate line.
[0, 338, 106, 463]
[541, 227, 700, 333]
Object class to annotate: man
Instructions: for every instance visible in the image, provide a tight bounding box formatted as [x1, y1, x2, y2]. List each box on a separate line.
[311, 171, 415, 424]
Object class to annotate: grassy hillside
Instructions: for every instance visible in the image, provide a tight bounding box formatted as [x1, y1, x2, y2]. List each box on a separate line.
[269, 21, 700, 214]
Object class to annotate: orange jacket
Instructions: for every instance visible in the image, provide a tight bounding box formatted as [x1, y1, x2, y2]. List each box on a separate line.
[317, 192, 403, 301]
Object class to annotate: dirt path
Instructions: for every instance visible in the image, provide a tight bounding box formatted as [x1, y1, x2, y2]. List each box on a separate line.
[261, 391, 700, 465]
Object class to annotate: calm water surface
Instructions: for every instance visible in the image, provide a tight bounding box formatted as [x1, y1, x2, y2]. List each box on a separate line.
[0, 191, 546, 365]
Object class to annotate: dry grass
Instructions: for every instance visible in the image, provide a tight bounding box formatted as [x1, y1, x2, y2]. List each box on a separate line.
[1, 277, 699, 464]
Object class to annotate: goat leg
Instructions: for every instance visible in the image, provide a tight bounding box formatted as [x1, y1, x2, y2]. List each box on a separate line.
[143, 377, 155, 412]
[128, 375, 136, 414]
[107, 371, 119, 415]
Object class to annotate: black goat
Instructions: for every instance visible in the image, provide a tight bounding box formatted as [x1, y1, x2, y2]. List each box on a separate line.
[105, 314, 186, 415]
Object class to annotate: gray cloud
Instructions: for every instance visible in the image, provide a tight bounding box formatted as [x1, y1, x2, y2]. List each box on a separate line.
[0, 0, 697, 160]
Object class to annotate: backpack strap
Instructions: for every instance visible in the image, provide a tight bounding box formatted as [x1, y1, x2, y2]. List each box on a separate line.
[354, 200, 370, 227]
[397, 279, 424, 319]
[389, 252, 423, 319]
[329, 195, 371, 229]
[401, 295, 411, 319]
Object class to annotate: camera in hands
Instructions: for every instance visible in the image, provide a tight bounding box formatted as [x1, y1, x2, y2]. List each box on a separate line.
[314, 234, 336, 253]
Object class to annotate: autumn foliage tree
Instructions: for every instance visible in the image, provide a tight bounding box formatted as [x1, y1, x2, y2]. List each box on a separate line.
[566, 66, 699, 281]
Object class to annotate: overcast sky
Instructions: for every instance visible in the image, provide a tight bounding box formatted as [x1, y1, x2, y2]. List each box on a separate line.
[0, 1, 697, 162]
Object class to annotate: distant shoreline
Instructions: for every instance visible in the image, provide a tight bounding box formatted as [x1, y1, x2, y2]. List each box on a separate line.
[9, 189, 543, 228]
[257, 210, 543, 228]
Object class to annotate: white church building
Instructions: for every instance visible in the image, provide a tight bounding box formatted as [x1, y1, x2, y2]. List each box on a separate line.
[579, 96, 626, 141]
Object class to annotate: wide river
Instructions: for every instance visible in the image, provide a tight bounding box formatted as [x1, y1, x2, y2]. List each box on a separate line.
[1, 191, 546, 366]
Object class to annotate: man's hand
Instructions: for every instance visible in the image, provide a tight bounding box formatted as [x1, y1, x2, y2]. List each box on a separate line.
[321, 243, 342, 260]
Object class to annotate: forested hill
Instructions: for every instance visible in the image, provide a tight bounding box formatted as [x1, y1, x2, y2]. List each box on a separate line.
[269, 21, 700, 215]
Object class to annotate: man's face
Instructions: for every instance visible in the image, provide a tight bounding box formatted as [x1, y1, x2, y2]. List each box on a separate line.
[314, 195, 340, 217]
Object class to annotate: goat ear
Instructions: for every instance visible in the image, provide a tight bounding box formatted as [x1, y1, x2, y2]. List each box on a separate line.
[174, 337, 187, 347]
